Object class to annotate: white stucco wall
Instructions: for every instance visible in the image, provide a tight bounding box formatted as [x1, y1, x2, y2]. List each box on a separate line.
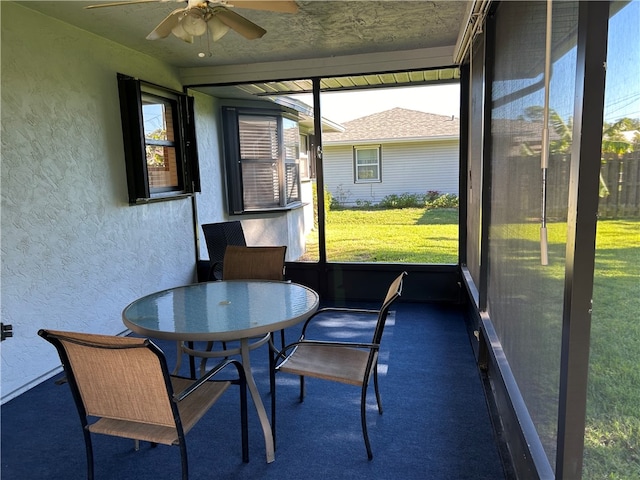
[1, 4, 198, 402]
[323, 140, 459, 207]
[189, 91, 229, 260]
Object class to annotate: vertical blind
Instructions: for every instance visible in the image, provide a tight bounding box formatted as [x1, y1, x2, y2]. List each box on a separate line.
[239, 115, 281, 209]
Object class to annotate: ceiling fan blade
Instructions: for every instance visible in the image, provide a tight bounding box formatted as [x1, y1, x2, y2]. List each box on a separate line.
[215, 8, 266, 40]
[146, 8, 186, 40]
[230, 1, 298, 14]
[85, 0, 166, 9]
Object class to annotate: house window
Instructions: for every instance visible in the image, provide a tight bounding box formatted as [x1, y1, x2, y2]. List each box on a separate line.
[354, 146, 381, 183]
[117, 74, 199, 204]
[222, 107, 301, 213]
[143, 94, 181, 192]
[299, 134, 310, 180]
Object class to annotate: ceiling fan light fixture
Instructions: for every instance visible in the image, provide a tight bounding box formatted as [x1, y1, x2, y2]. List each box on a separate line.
[171, 22, 194, 43]
[181, 9, 208, 36]
[209, 15, 231, 42]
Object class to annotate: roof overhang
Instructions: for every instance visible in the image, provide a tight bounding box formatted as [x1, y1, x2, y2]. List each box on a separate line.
[189, 66, 460, 97]
[324, 135, 460, 146]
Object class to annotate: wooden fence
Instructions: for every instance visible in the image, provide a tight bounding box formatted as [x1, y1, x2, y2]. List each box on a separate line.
[599, 151, 640, 218]
[494, 152, 640, 221]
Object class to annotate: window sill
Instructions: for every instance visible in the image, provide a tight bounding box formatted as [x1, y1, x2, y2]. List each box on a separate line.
[130, 192, 193, 205]
[237, 201, 306, 214]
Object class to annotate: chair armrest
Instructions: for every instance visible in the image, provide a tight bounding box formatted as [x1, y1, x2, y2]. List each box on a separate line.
[298, 339, 379, 350]
[172, 358, 244, 403]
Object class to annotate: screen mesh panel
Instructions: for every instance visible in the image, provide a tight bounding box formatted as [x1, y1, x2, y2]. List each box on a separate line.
[466, 33, 485, 286]
[488, 1, 578, 469]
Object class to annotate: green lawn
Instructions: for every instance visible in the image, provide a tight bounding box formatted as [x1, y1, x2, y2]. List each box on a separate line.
[585, 219, 640, 479]
[303, 207, 459, 263]
[303, 208, 639, 478]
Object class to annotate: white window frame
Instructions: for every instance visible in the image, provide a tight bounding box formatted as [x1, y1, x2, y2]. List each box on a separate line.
[354, 145, 382, 183]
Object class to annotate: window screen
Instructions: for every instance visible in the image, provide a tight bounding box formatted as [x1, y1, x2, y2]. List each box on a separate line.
[488, 1, 578, 471]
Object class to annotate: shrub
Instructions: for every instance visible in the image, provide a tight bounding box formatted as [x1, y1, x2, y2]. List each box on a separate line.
[377, 191, 459, 209]
[379, 193, 424, 208]
[312, 182, 333, 228]
[425, 190, 441, 203]
[355, 199, 373, 208]
[330, 184, 351, 209]
[428, 193, 459, 209]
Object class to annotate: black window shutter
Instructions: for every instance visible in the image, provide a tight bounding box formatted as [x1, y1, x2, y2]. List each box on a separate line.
[117, 74, 149, 202]
[222, 107, 244, 213]
[181, 95, 200, 193]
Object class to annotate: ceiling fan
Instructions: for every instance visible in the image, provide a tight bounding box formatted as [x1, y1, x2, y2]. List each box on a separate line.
[85, 0, 298, 43]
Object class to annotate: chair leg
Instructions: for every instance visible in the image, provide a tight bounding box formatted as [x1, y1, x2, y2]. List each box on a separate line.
[361, 384, 373, 460]
[83, 428, 94, 480]
[299, 375, 305, 402]
[179, 439, 189, 480]
[173, 341, 184, 375]
[373, 363, 383, 414]
[239, 371, 249, 463]
[187, 342, 196, 379]
[269, 335, 277, 447]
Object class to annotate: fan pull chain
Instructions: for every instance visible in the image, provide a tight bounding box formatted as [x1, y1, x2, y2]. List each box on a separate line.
[198, 23, 214, 58]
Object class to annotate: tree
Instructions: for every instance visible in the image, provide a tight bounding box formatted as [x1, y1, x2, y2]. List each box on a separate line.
[602, 117, 640, 155]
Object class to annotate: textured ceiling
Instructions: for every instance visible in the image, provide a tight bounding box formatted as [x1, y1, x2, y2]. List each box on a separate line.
[18, 1, 469, 69]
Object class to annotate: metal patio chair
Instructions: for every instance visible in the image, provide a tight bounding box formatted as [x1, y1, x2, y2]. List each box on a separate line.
[271, 271, 407, 459]
[201, 221, 247, 281]
[181, 245, 288, 376]
[39, 329, 249, 480]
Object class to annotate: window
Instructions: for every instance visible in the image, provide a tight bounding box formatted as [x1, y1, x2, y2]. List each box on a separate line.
[354, 146, 381, 183]
[117, 74, 199, 204]
[222, 107, 301, 213]
[299, 134, 310, 180]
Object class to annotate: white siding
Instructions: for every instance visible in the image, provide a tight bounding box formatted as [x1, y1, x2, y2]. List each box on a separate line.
[323, 140, 459, 206]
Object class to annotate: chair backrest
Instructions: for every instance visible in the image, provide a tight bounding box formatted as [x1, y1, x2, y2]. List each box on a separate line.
[372, 271, 407, 345]
[222, 245, 287, 281]
[38, 329, 177, 428]
[202, 221, 247, 266]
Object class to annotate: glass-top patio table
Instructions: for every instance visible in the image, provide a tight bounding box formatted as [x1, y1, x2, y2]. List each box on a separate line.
[122, 280, 320, 464]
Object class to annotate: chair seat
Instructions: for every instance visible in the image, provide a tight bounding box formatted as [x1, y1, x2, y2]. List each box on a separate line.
[88, 377, 231, 446]
[278, 344, 376, 387]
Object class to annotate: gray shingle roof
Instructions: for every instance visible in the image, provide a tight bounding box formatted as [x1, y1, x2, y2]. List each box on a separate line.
[323, 107, 459, 143]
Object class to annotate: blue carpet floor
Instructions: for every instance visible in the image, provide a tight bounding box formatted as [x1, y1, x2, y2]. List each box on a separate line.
[1, 302, 506, 479]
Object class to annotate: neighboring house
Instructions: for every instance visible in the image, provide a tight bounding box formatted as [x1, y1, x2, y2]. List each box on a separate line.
[322, 108, 459, 207]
